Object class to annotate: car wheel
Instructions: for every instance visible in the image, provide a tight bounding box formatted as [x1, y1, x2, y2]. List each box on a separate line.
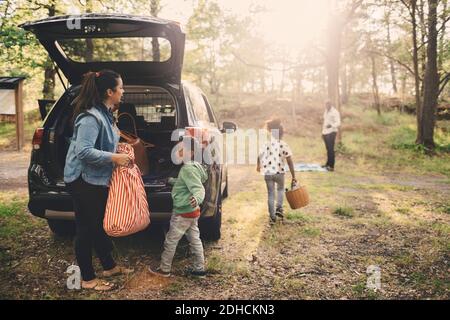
[200, 194, 222, 241]
[47, 219, 76, 237]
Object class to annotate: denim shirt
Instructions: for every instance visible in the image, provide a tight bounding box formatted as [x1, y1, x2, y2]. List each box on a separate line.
[64, 103, 120, 186]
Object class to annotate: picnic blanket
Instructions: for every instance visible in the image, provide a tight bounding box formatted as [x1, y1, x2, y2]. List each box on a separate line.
[284, 163, 328, 172]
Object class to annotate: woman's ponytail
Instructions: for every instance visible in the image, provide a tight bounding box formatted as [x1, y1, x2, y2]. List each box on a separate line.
[71, 69, 121, 124]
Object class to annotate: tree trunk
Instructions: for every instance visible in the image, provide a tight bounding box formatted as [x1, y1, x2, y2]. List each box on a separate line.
[279, 60, 286, 97]
[418, 0, 439, 149]
[326, 13, 342, 113]
[260, 71, 266, 93]
[85, 0, 93, 62]
[401, 69, 407, 106]
[371, 54, 381, 115]
[292, 68, 302, 127]
[386, 14, 398, 94]
[410, 0, 424, 143]
[341, 61, 348, 105]
[42, 1, 56, 99]
[43, 57, 56, 100]
[151, 0, 161, 61]
[438, 0, 447, 71]
[418, 0, 427, 98]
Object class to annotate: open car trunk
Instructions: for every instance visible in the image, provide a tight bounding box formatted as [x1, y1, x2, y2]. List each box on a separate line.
[52, 85, 180, 197]
[20, 14, 185, 85]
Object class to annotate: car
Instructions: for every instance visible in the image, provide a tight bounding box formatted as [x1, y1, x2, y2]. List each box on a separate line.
[20, 13, 237, 240]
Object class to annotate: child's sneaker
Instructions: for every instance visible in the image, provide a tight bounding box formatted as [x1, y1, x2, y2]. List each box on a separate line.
[275, 208, 284, 219]
[269, 216, 277, 225]
[185, 268, 207, 278]
[148, 266, 171, 278]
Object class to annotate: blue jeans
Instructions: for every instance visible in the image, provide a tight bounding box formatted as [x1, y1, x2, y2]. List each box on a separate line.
[264, 173, 285, 219]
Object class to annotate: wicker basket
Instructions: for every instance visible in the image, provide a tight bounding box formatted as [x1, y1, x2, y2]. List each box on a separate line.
[285, 185, 310, 209]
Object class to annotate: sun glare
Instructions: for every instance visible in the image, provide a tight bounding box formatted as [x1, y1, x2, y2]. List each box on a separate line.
[257, 0, 330, 50]
[162, 0, 331, 52]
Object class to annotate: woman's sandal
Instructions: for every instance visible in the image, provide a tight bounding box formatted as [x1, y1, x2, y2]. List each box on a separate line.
[102, 266, 134, 278]
[82, 279, 115, 291]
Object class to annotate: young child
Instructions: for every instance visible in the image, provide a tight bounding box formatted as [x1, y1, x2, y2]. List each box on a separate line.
[257, 118, 297, 224]
[150, 136, 208, 278]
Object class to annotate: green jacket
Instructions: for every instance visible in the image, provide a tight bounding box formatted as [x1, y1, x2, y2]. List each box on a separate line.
[170, 161, 208, 215]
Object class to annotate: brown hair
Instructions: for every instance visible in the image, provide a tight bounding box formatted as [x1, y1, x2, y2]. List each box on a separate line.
[265, 118, 284, 139]
[71, 69, 121, 123]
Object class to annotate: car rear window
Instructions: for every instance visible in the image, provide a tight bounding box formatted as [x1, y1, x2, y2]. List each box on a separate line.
[57, 37, 171, 62]
[121, 90, 176, 125]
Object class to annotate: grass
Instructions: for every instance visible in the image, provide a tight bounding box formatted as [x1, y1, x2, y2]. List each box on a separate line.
[352, 278, 380, 300]
[206, 252, 248, 276]
[333, 206, 354, 218]
[285, 210, 314, 223]
[300, 226, 321, 237]
[0, 199, 27, 218]
[439, 205, 450, 215]
[396, 208, 411, 215]
[0, 196, 40, 240]
[162, 281, 185, 295]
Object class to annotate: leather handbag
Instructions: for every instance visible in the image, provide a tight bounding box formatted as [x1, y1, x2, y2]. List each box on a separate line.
[117, 112, 155, 176]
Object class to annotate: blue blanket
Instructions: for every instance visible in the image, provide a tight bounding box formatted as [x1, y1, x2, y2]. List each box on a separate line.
[285, 163, 328, 172]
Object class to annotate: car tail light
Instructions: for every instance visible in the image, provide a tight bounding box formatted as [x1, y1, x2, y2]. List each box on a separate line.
[32, 128, 44, 150]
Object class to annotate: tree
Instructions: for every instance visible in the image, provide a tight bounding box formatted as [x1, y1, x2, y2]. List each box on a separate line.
[400, 0, 425, 143]
[383, 1, 399, 94]
[150, 0, 161, 61]
[325, 0, 363, 114]
[419, 0, 439, 149]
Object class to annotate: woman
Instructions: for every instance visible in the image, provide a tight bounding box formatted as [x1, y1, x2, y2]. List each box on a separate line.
[257, 119, 297, 224]
[64, 69, 133, 291]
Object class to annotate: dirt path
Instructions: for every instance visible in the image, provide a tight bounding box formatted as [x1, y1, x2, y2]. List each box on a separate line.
[0, 150, 30, 195]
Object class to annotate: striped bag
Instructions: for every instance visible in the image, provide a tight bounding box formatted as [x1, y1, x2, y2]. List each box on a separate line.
[104, 143, 150, 237]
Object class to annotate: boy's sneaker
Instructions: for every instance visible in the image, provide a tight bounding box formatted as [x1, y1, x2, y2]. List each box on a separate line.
[148, 266, 171, 278]
[185, 268, 207, 278]
[275, 208, 284, 219]
[269, 216, 277, 225]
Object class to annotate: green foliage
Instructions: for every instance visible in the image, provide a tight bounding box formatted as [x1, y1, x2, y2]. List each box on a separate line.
[390, 125, 450, 154]
[333, 206, 354, 218]
[0, 200, 26, 217]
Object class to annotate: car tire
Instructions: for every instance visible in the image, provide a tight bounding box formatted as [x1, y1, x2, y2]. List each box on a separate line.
[200, 194, 222, 241]
[47, 219, 76, 237]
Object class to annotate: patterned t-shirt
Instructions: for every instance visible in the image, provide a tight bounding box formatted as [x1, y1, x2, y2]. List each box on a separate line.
[259, 139, 293, 176]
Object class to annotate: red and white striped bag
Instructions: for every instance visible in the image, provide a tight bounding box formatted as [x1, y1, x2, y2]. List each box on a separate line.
[104, 143, 150, 237]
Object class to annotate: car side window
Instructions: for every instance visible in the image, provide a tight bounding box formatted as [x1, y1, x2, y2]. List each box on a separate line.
[185, 85, 214, 127]
[201, 94, 218, 128]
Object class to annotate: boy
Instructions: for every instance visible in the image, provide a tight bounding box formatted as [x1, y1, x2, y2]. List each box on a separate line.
[150, 136, 208, 278]
[257, 118, 297, 224]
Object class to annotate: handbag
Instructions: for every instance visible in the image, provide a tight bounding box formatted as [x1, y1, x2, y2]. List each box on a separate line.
[117, 112, 155, 176]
